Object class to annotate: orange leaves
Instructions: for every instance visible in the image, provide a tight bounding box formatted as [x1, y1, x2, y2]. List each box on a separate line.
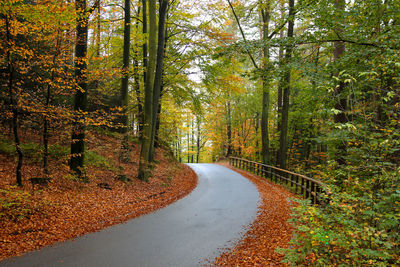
[0, 131, 197, 261]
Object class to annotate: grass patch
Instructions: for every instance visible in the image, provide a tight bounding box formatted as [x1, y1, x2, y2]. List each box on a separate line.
[0, 135, 70, 161]
[90, 127, 120, 139]
[86, 150, 116, 171]
[48, 144, 69, 159]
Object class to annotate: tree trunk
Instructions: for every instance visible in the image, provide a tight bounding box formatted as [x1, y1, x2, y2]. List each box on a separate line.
[154, 95, 162, 147]
[278, 0, 295, 169]
[70, 0, 90, 179]
[333, 0, 347, 165]
[43, 44, 60, 176]
[197, 117, 200, 163]
[260, 3, 270, 165]
[191, 119, 194, 163]
[139, 0, 148, 138]
[133, 56, 143, 136]
[133, 6, 143, 137]
[149, 0, 169, 162]
[138, 0, 157, 181]
[120, 0, 131, 133]
[96, 3, 101, 57]
[226, 99, 232, 157]
[276, 20, 284, 165]
[187, 120, 190, 163]
[5, 15, 23, 186]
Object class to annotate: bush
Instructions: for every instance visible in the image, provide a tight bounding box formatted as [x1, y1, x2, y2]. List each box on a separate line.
[0, 187, 32, 221]
[86, 150, 115, 171]
[280, 170, 400, 266]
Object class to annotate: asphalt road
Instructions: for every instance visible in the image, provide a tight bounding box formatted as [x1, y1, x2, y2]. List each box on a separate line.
[1, 164, 259, 267]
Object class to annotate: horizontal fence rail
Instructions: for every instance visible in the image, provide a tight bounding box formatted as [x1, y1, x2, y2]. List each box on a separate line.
[229, 157, 325, 204]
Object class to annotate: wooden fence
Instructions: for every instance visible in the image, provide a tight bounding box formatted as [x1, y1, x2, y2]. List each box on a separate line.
[229, 156, 325, 204]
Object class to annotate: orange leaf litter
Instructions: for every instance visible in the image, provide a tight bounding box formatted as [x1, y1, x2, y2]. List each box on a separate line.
[212, 163, 296, 266]
[0, 131, 197, 261]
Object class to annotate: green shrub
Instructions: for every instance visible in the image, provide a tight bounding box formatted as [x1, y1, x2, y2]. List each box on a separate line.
[0, 136, 15, 154]
[86, 150, 115, 171]
[48, 144, 69, 158]
[0, 187, 32, 221]
[280, 170, 400, 266]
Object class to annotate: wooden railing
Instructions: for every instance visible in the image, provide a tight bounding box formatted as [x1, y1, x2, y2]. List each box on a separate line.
[229, 156, 325, 204]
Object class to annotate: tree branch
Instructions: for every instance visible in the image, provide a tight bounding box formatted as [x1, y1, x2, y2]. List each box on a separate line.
[226, 0, 259, 69]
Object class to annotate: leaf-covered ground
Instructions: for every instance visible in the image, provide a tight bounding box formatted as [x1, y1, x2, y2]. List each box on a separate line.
[0, 130, 197, 260]
[213, 163, 295, 266]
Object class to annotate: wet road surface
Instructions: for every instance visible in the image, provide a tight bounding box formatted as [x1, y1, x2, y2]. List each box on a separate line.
[1, 164, 259, 267]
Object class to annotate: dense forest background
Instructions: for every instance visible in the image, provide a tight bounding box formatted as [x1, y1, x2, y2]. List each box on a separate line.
[1, 0, 399, 265]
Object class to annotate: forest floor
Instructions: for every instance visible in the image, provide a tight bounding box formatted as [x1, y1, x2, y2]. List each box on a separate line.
[0, 128, 197, 260]
[213, 162, 296, 266]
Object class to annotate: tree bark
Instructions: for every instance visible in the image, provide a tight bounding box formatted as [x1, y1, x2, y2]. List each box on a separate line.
[120, 0, 131, 133]
[226, 99, 232, 157]
[70, 0, 91, 179]
[333, 0, 347, 165]
[197, 116, 201, 163]
[278, 0, 295, 169]
[149, 0, 169, 162]
[276, 5, 284, 164]
[5, 14, 23, 186]
[260, 2, 270, 165]
[138, 0, 157, 181]
[43, 35, 60, 176]
[139, 0, 148, 138]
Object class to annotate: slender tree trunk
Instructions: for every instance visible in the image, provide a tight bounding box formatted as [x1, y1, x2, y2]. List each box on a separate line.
[276, 17, 284, 165]
[255, 112, 260, 159]
[154, 94, 162, 147]
[333, 0, 347, 165]
[187, 120, 190, 163]
[277, 0, 295, 169]
[138, 0, 157, 181]
[260, 2, 270, 164]
[137, 0, 147, 139]
[226, 99, 232, 157]
[197, 117, 200, 163]
[43, 50, 58, 176]
[96, 3, 101, 57]
[70, 0, 91, 179]
[43, 29, 61, 177]
[5, 15, 23, 186]
[149, 0, 169, 161]
[133, 56, 143, 136]
[132, 6, 143, 137]
[120, 0, 131, 133]
[191, 119, 194, 163]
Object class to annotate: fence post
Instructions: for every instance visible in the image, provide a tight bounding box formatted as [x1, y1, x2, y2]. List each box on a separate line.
[306, 180, 310, 199]
[311, 182, 315, 204]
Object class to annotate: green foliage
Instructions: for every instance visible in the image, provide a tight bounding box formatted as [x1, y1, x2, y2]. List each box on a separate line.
[0, 136, 15, 155]
[86, 150, 116, 171]
[280, 170, 400, 266]
[91, 127, 120, 139]
[48, 144, 69, 159]
[0, 137, 40, 160]
[0, 135, 69, 160]
[0, 187, 32, 221]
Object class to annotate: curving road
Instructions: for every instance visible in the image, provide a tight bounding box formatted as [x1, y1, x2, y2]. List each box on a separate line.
[1, 164, 259, 267]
